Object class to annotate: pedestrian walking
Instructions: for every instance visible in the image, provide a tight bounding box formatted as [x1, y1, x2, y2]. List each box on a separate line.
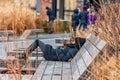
[79, 6, 88, 31]
[87, 8, 96, 28]
[46, 6, 55, 34]
[71, 9, 79, 38]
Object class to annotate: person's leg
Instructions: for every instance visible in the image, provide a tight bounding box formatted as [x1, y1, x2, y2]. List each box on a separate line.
[74, 30, 76, 38]
[37, 39, 47, 52]
[49, 20, 54, 33]
[24, 39, 38, 60]
[80, 23, 84, 30]
[83, 23, 87, 31]
[26, 39, 59, 61]
[79, 23, 82, 30]
[37, 40, 58, 60]
[72, 25, 76, 38]
[27, 39, 38, 53]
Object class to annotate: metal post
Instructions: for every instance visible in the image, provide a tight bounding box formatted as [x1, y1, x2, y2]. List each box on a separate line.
[59, 0, 64, 19]
[35, 33, 39, 68]
[36, 0, 40, 15]
[52, 0, 57, 17]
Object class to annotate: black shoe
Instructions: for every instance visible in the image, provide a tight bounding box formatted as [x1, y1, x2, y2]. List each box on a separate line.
[78, 27, 81, 30]
[48, 31, 53, 34]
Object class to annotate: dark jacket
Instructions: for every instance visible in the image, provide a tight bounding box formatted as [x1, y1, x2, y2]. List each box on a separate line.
[28, 38, 86, 61]
[43, 43, 77, 61]
[43, 38, 86, 61]
[79, 10, 87, 23]
[71, 9, 79, 31]
[46, 8, 55, 21]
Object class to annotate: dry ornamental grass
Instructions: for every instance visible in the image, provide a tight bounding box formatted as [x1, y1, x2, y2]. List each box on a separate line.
[0, 3, 36, 35]
[80, 2, 120, 80]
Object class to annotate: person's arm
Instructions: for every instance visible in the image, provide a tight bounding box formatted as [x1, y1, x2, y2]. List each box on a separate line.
[66, 44, 76, 48]
[66, 49, 78, 61]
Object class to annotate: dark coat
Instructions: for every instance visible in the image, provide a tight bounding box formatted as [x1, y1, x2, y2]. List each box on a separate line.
[46, 8, 55, 21]
[28, 38, 86, 61]
[71, 9, 79, 31]
[79, 10, 88, 23]
[43, 38, 86, 61]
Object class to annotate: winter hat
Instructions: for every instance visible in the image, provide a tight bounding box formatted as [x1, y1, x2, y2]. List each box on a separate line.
[74, 9, 78, 13]
[83, 6, 87, 10]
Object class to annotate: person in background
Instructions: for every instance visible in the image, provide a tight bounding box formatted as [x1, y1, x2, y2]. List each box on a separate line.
[83, 0, 90, 8]
[71, 9, 79, 38]
[24, 38, 86, 61]
[87, 8, 92, 28]
[46, 6, 55, 34]
[78, 6, 81, 29]
[79, 6, 88, 31]
[91, 8, 96, 25]
[91, 9, 97, 36]
[87, 8, 93, 28]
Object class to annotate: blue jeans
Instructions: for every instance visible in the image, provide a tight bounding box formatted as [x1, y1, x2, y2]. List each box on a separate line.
[79, 23, 87, 30]
[28, 39, 58, 61]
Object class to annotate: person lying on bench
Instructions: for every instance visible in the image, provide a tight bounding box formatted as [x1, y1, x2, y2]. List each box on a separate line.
[25, 38, 86, 61]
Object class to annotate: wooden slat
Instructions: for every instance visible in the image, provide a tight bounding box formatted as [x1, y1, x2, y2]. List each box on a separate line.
[42, 61, 55, 80]
[71, 58, 80, 80]
[71, 56, 79, 72]
[31, 29, 44, 33]
[20, 30, 32, 40]
[0, 74, 22, 80]
[37, 33, 71, 39]
[8, 40, 34, 52]
[84, 41, 100, 59]
[77, 58, 86, 77]
[0, 30, 14, 35]
[22, 75, 33, 80]
[0, 45, 6, 59]
[22, 67, 36, 71]
[32, 61, 48, 80]
[0, 67, 7, 71]
[52, 76, 61, 80]
[28, 57, 44, 61]
[82, 51, 92, 67]
[96, 40, 106, 50]
[86, 34, 100, 45]
[84, 41, 95, 53]
[52, 62, 62, 80]
[73, 47, 86, 62]
[62, 62, 72, 80]
[90, 47, 100, 58]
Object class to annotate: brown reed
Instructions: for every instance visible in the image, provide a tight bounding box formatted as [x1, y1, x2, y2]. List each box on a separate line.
[81, 1, 120, 80]
[0, 2, 36, 35]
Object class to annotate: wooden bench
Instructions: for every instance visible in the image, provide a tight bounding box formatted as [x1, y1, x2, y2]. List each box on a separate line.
[20, 29, 44, 40]
[0, 38, 69, 71]
[0, 30, 15, 41]
[31, 34, 106, 80]
[0, 74, 32, 80]
[22, 75, 33, 80]
[0, 74, 33, 80]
